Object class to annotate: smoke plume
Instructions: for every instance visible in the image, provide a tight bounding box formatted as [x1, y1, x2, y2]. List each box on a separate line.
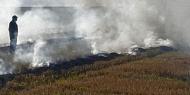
[0, 0, 189, 74]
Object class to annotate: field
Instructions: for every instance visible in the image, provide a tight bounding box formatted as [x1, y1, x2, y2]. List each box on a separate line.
[0, 48, 190, 95]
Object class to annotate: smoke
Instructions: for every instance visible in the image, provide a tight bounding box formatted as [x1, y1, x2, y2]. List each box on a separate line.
[74, 0, 172, 53]
[0, 0, 190, 74]
[14, 38, 91, 67]
[0, 59, 14, 74]
[165, 0, 190, 50]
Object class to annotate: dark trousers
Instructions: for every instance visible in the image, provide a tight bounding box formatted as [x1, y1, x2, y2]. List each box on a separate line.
[9, 31, 18, 53]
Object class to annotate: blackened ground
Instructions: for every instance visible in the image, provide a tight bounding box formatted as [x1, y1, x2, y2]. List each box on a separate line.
[0, 45, 175, 88]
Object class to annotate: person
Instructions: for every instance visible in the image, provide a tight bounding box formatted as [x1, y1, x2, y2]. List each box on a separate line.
[9, 15, 18, 54]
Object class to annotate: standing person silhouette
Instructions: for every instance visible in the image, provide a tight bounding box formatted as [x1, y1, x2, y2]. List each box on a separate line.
[9, 15, 18, 54]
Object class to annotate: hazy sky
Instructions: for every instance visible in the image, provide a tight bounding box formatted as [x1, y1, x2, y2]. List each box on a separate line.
[0, 0, 189, 7]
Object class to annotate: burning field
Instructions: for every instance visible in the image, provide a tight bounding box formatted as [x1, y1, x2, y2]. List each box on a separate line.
[0, 0, 190, 94]
[0, 46, 189, 95]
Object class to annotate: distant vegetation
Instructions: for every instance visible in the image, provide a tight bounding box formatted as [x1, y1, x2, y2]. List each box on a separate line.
[0, 50, 190, 95]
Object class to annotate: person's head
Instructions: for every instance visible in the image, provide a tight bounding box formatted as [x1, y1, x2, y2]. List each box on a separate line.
[12, 15, 18, 22]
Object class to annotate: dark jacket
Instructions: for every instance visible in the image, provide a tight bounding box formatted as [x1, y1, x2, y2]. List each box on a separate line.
[9, 21, 18, 33]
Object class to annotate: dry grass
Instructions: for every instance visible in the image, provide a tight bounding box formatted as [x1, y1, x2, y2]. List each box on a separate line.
[0, 52, 190, 95]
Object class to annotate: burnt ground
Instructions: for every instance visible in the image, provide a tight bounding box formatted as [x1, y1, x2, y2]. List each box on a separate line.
[0, 43, 189, 95]
[0, 44, 176, 88]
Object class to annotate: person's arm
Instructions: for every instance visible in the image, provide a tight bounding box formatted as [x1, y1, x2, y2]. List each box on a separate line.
[8, 22, 12, 31]
[15, 23, 18, 32]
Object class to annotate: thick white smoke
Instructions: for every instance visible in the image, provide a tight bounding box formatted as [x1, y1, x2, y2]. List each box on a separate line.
[74, 0, 172, 53]
[165, 0, 190, 50]
[0, 0, 189, 74]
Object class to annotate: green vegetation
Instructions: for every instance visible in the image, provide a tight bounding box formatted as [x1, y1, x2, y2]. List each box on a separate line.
[0, 51, 190, 95]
